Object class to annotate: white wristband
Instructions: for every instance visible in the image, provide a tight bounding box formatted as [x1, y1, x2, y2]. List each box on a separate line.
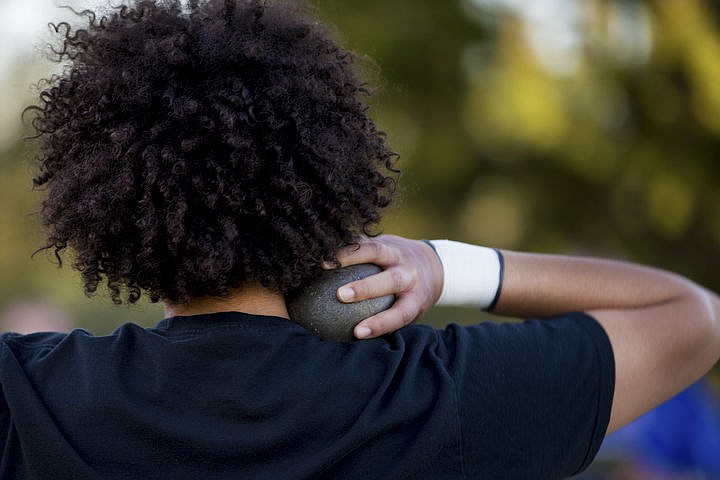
[428, 240, 503, 310]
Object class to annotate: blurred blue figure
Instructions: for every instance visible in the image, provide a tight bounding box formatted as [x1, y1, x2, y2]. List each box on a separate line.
[601, 379, 720, 479]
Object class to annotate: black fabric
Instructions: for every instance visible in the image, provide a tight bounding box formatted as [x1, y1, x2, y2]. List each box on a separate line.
[0, 311, 613, 479]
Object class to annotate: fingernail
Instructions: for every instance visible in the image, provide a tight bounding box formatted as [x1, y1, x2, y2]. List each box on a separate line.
[338, 286, 354, 302]
[356, 326, 372, 339]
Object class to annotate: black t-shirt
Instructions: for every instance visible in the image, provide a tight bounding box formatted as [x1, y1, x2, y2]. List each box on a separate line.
[0, 311, 614, 479]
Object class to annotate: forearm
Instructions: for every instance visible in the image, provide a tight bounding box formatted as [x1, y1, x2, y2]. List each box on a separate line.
[334, 236, 720, 433]
[493, 250, 710, 319]
[493, 250, 719, 366]
[493, 250, 720, 432]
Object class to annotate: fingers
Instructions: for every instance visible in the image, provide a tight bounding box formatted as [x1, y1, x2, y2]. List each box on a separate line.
[336, 267, 413, 303]
[325, 237, 400, 269]
[317, 235, 443, 340]
[353, 295, 421, 339]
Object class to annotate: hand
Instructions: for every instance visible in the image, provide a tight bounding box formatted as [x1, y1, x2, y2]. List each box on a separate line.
[326, 235, 443, 339]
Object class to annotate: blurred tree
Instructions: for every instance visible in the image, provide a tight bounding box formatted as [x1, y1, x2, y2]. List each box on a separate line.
[325, 0, 720, 293]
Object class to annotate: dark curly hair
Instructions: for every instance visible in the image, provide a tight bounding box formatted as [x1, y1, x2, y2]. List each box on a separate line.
[26, 0, 399, 304]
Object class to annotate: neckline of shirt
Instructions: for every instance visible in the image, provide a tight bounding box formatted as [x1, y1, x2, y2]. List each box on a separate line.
[155, 311, 296, 332]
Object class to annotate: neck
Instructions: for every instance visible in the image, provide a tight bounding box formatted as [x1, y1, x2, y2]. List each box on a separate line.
[163, 283, 290, 319]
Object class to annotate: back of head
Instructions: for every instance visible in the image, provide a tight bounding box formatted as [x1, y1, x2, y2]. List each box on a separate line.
[27, 0, 398, 305]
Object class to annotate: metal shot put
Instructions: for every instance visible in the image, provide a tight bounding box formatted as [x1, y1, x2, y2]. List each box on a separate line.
[289, 264, 394, 341]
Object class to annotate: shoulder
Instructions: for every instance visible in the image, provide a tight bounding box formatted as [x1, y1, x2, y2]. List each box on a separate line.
[1, 330, 74, 351]
[419, 313, 614, 478]
[436, 312, 614, 408]
[377, 312, 612, 365]
[0, 324, 152, 364]
[404, 312, 612, 365]
[0, 330, 93, 364]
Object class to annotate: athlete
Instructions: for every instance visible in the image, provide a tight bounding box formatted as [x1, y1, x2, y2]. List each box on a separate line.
[1, 0, 718, 478]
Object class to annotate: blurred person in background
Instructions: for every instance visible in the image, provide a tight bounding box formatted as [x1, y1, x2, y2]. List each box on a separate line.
[0, 299, 73, 334]
[592, 376, 720, 480]
[0, 0, 718, 479]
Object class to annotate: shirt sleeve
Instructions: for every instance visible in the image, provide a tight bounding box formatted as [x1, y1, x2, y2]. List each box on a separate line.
[0, 335, 16, 448]
[440, 312, 614, 479]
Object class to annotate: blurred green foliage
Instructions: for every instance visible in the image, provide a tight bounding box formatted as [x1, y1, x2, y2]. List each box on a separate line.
[0, 0, 719, 333]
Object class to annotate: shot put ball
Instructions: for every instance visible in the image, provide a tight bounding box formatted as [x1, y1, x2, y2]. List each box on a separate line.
[288, 264, 395, 342]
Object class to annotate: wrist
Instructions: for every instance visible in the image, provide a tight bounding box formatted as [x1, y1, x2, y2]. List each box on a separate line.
[427, 240, 503, 310]
[418, 239, 444, 306]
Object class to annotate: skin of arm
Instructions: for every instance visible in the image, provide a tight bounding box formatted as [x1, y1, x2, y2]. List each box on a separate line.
[332, 235, 720, 434]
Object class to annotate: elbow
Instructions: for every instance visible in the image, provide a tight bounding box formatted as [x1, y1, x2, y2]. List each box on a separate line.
[701, 289, 720, 354]
[681, 287, 720, 366]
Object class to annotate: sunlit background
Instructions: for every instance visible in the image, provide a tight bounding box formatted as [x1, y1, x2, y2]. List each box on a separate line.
[1, 1, 719, 477]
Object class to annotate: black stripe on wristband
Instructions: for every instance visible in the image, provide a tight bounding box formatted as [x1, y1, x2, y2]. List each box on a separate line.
[420, 239, 438, 254]
[484, 249, 504, 312]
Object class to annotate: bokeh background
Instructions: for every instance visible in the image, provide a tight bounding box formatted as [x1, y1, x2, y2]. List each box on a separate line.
[1, 0, 719, 477]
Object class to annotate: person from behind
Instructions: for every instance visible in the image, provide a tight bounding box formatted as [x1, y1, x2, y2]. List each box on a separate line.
[0, 0, 717, 479]
[0, 299, 73, 334]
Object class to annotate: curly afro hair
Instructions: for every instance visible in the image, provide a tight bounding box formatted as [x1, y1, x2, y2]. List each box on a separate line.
[27, 0, 399, 304]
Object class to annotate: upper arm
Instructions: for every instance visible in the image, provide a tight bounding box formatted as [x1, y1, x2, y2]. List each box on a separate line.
[447, 316, 614, 477]
[590, 287, 720, 434]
